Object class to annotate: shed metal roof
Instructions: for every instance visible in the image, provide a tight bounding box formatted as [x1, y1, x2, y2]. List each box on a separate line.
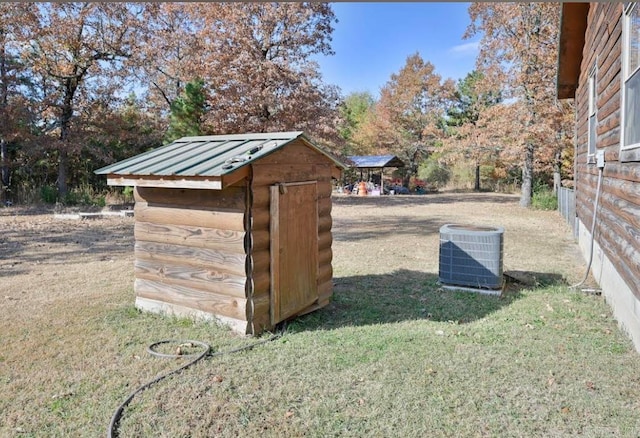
[347, 155, 405, 168]
[95, 131, 345, 178]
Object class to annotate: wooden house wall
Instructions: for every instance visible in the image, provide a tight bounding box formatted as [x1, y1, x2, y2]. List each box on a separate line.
[249, 139, 336, 333]
[132, 185, 251, 331]
[574, 3, 640, 297]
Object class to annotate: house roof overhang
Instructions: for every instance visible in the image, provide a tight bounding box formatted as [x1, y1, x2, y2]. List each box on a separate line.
[556, 2, 590, 99]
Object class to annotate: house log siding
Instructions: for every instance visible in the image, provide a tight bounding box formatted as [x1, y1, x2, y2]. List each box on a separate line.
[133, 186, 251, 327]
[249, 140, 335, 332]
[575, 3, 640, 296]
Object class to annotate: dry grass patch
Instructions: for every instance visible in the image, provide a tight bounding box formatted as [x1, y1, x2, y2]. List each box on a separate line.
[1, 194, 639, 437]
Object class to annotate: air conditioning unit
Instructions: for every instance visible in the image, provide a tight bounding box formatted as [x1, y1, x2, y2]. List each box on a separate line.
[439, 224, 504, 292]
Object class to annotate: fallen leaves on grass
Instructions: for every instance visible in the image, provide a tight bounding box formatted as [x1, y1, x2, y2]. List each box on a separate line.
[284, 410, 295, 419]
[547, 377, 556, 388]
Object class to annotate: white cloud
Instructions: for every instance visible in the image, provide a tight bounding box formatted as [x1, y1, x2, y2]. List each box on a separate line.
[449, 41, 480, 56]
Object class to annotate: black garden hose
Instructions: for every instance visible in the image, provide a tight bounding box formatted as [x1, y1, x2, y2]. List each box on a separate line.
[107, 334, 281, 438]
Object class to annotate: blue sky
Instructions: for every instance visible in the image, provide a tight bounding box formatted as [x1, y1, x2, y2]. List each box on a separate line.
[314, 2, 479, 98]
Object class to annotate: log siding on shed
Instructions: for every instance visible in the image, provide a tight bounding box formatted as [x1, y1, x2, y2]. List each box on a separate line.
[97, 132, 345, 335]
[249, 139, 336, 333]
[133, 185, 252, 332]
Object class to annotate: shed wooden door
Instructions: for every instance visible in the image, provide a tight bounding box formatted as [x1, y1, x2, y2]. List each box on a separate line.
[270, 181, 318, 324]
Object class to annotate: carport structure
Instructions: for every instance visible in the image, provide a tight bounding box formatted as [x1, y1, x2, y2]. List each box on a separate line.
[346, 155, 405, 194]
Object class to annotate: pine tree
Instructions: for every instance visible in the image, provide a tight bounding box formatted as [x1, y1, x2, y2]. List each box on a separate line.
[445, 70, 502, 191]
[446, 70, 501, 129]
[164, 78, 207, 143]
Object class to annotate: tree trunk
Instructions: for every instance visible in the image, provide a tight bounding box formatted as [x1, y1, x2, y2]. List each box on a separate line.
[57, 76, 79, 198]
[1, 138, 8, 204]
[57, 149, 68, 198]
[553, 150, 562, 195]
[1, 34, 8, 205]
[519, 142, 534, 207]
[402, 174, 411, 189]
[474, 163, 481, 191]
[402, 161, 419, 190]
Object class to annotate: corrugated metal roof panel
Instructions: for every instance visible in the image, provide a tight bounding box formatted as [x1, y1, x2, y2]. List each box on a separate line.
[95, 131, 346, 177]
[100, 139, 203, 175]
[141, 139, 246, 176]
[347, 155, 405, 168]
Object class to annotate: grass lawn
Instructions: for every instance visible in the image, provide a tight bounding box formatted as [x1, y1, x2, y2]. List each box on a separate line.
[1, 193, 639, 437]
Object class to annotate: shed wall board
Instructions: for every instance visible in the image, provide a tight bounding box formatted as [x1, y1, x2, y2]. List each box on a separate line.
[134, 186, 246, 211]
[135, 297, 248, 334]
[133, 186, 251, 332]
[135, 278, 247, 320]
[134, 221, 246, 253]
[135, 241, 246, 277]
[134, 258, 247, 298]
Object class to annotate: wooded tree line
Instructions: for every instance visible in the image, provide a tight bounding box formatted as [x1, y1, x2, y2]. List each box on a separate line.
[0, 2, 339, 203]
[339, 2, 574, 206]
[0, 2, 572, 207]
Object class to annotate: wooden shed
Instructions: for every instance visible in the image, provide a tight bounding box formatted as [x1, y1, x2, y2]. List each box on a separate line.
[557, 3, 640, 351]
[96, 131, 345, 335]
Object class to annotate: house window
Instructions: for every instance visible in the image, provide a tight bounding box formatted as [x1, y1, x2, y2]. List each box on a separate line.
[588, 66, 597, 163]
[622, 3, 640, 156]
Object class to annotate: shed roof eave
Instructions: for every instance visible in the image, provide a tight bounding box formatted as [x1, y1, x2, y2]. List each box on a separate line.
[106, 175, 224, 190]
[178, 131, 304, 143]
[297, 133, 348, 171]
[557, 84, 578, 100]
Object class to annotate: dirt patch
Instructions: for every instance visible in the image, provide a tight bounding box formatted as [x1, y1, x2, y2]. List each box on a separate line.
[0, 212, 135, 314]
[0, 193, 588, 307]
[1, 193, 586, 306]
[331, 192, 586, 286]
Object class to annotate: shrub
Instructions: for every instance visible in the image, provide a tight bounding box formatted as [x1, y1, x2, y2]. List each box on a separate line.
[122, 186, 134, 203]
[532, 189, 558, 210]
[418, 159, 450, 190]
[40, 186, 58, 204]
[62, 191, 79, 206]
[62, 184, 106, 207]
